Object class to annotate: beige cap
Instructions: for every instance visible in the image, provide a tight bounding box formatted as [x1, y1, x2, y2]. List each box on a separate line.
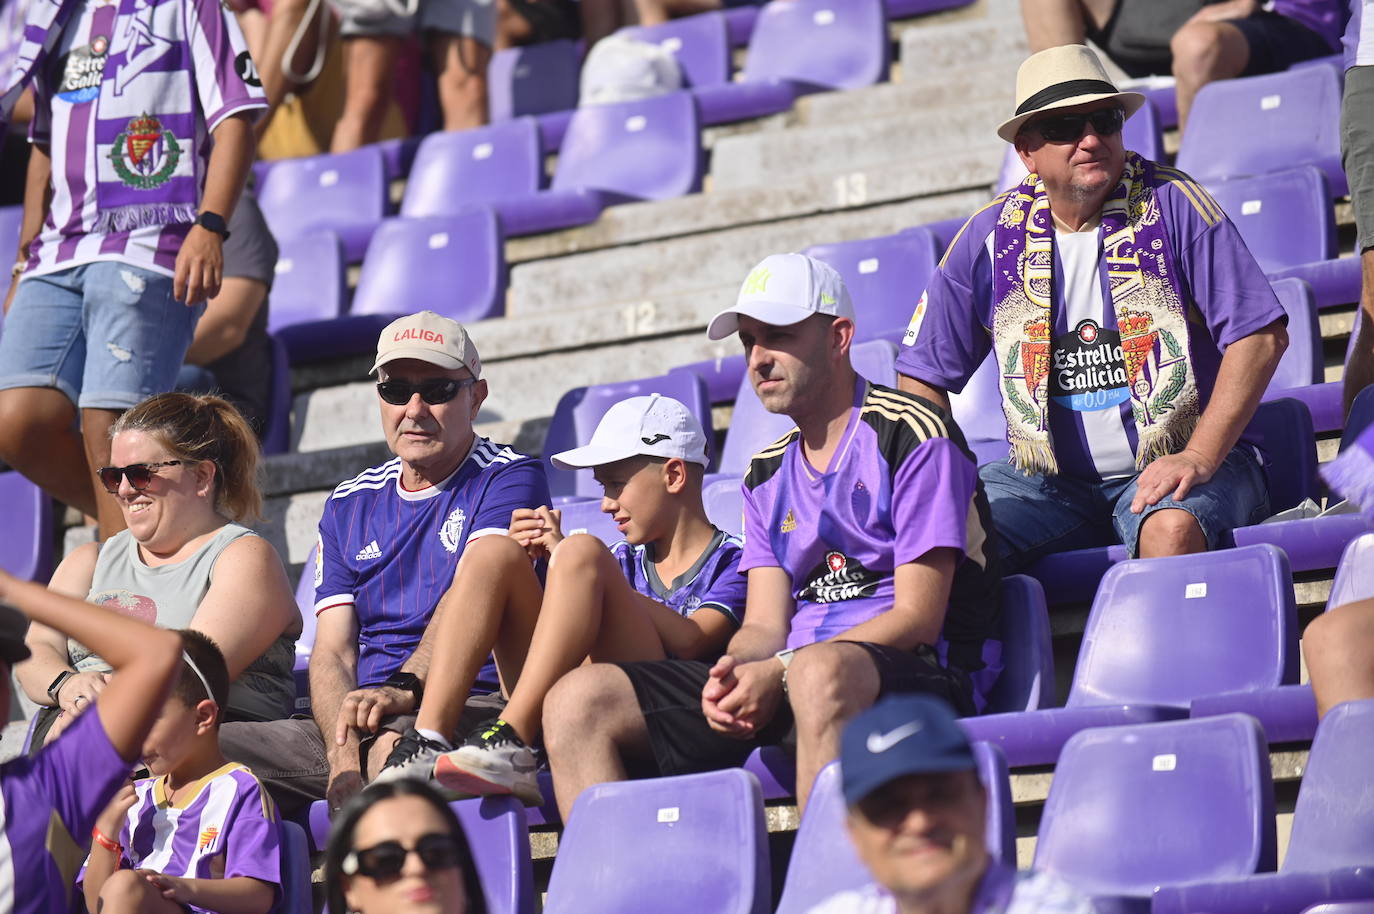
[997, 44, 1145, 143]
[371, 311, 481, 378]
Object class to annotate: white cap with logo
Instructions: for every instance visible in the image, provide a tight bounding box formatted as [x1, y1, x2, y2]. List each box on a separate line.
[706, 252, 855, 341]
[551, 394, 710, 470]
[371, 310, 482, 378]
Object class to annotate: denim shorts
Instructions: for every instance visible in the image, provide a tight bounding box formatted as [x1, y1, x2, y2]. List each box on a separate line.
[979, 446, 1272, 573]
[337, 0, 496, 42]
[0, 262, 203, 410]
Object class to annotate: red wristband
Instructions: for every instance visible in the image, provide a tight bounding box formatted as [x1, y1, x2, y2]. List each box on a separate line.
[91, 826, 122, 856]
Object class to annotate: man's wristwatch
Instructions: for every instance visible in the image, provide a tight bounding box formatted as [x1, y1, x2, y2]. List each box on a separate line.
[774, 648, 797, 695]
[194, 210, 231, 240]
[382, 672, 424, 706]
[47, 669, 75, 703]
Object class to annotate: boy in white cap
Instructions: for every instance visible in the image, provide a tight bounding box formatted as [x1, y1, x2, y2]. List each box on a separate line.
[375, 394, 747, 804]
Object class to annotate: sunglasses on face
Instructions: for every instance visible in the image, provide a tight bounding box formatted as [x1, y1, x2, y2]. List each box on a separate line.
[376, 377, 477, 406]
[96, 460, 185, 494]
[1029, 106, 1125, 144]
[342, 832, 463, 880]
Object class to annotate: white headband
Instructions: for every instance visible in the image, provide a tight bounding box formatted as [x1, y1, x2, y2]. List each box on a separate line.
[182, 650, 216, 703]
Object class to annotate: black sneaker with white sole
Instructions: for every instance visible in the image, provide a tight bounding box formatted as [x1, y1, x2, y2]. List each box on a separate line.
[433, 719, 543, 806]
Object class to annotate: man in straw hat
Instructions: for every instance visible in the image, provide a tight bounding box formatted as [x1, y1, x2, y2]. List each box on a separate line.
[897, 45, 1288, 574]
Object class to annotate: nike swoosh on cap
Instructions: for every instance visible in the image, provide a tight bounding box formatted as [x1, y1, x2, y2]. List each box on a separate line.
[866, 720, 923, 754]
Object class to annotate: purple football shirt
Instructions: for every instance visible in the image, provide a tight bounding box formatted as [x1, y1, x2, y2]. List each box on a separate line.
[610, 527, 748, 629]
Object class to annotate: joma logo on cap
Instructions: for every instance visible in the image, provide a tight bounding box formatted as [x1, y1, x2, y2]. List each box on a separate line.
[394, 328, 445, 343]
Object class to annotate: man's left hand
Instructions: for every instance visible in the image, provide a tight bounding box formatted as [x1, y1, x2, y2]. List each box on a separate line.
[1130, 448, 1217, 514]
[334, 686, 416, 743]
[702, 656, 784, 738]
[173, 225, 223, 305]
[138, 871, 193, 904]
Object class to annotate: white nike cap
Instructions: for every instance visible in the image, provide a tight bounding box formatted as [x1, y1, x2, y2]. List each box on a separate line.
[706, 252, 855, 341]
[551, 394, 710, 470]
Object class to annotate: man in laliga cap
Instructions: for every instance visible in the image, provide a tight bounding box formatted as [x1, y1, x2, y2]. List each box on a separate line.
[544, 253, 1002, 817]
[897, 44, 1287, 575]
[806, 694, 1094, 914]
[220, 310, 550, 813]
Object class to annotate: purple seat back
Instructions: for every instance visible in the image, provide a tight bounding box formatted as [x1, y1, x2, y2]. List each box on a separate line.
[986, 575, 1055, 713]
[1035, 714, 1276, 897]
[553, 92, 703, 200]
[1268, 277, 1323, 390]
[621, 12, 731, 87]
[804, 228, 939, 341]
[703, 476, 745, 537]
[1067, 544, 1298, 709]
[1206, 165, 1336, 273]
[743, 0, 889, 91]
[1246, 397, 1319, 513]
[280, 821, 312, 914]
[851, 339, 898, 386]
[884, 0, 974, 15]
[267, 232, 347, 333]
[1284, 699, 1374, 872]
[451, 796, 535, 914]
[543, 372, 711, 499]
[1344, 382, 1374, 448]
[258, 147, 388, 243]
[351, 209, 505, 324]
[0, 471, 53, 582]
[1177, 61, 1345, 192]
[543, 768, 769, 914]
[997, 99, 1165, 191]
[488, 40, 581, 121]
[556, 499, 621, 545]
[262, 334, 292, 456]
[1330, 533, 1374, 609]
[401, 119, 543, 217]
[948, 349, 1009, 467]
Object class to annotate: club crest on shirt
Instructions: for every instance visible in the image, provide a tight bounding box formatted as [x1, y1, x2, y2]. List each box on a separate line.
[198, 825, 221, 851]
[439, 508, 466, 553]
[109, 113, 182, 190]
[797, 551, 880, 603]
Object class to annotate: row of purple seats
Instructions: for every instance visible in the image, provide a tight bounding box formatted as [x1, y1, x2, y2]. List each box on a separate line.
[0, 471, 54, 584]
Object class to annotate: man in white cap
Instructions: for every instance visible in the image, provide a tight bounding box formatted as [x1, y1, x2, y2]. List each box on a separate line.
[897, 44, 1288, 575]
[220, 310, 550, 813]
[371, 393, 747, 803]
[543, 254, 1003, 818]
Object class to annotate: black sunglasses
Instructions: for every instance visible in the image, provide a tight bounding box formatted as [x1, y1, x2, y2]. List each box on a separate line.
[96, 460, 185, 494]
[1029, 107, 1125, 144]
[376, 377, 477, 406]
[342, 832, 462, 880]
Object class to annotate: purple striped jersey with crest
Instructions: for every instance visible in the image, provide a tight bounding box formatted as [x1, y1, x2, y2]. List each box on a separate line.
[610, 527, 748, 629]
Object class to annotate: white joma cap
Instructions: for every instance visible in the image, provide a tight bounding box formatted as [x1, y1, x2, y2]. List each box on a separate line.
[551, 394, 710, 470]
[706, 252, 855, 341]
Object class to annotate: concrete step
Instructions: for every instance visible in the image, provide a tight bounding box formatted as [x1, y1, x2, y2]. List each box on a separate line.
[795, 66, 1016, 130]
[899, 15, 1030, 79]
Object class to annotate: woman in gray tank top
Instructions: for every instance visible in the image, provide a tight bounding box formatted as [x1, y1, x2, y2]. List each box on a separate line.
[15, 392, 302, 747]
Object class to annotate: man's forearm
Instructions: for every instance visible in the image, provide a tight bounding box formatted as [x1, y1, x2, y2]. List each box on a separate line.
[17, 143, 51, 258]
[200, 113, 256, 220]
[179, 877, 276, 914]
[1183, 323, 1287, 468]
[725, 622, 789, 663]
[308, 649, 359, 764]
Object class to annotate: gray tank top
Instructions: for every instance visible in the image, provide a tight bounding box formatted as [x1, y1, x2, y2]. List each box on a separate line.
[73, 524, 297, 722]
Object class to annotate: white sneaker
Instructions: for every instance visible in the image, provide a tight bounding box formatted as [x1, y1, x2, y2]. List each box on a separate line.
[372, 728, 447, 784]
[433, 719, 543, 806]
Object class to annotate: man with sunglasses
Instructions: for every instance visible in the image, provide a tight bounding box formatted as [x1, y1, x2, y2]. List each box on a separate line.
[220, 310, 550, 815]
[897, 45, 1288, 574]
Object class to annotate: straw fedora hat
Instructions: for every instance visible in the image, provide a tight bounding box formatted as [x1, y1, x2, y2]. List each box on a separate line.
[997, 44, 1146, 143]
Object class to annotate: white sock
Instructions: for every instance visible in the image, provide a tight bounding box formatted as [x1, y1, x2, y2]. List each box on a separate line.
[416, 728, 450, 748]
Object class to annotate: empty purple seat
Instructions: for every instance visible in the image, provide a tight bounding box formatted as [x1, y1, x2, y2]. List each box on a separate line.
[556, 499, 621, 545]
[985, 575, 1056, 714]
[669, 354, 748, 404]
[1232, 513, 1373, 575]
[372, 135, 421, 182]
[997, 99, 1164, 190]
[1267, 380, 1345, 435]
[703, 476, 745, 537]
[963, 545, 1298, 767]
[401, 118, 543, 218]
[0, 471, 53, 583]
[452, 796, 536, 914]
[1036, 715, 1276, 908]
[258, 146, 389, 263]
[1177, 61, 1346, 195]
[723, 5, 761, 45]
[488, 40, 580, 123]
[1268, 277, 1323, 390]
[280, 820, 312, 914]
[621, 11, 731, 88]
[695, 0, 888, 124]
[804, 228, 939, 342]
[1206, 166, 1336, 274]
[1269, 254, 1362, 311]
[850, 339, 898, 386]
[1248, 396, 1319, 512]
[919, 215, 970, 256]
[542, 768, 769, 914]
[267, 232, 346, 337]
[544, 371, 710, 500]
[947, 349, 1009, 467]
[1153, 699, 1374, 914]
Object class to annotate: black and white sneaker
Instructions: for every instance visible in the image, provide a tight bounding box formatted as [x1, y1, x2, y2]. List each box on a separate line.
[373, 728, 448, 784]
[434, 719, 543, 806]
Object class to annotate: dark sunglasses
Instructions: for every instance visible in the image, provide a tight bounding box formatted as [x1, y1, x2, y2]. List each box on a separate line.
[376, 377, 476, 406]
[96, 460, 185, 494]
[1029, 106, 1124, 143]
[342, 832, 462, 880]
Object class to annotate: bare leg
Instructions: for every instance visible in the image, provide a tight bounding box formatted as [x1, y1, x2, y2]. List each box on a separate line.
[499, 534, 666, 743]
[1304, 598, 1374, 718]
[1136, 508, 1207, 558]
[249, 0, 329, 141]
[785, 642, 881, 814]
[542, 663, 652, 822]
[430, 33, 491, 132]
[0, 388, 100, 518]
[1344, 250, 1374, 415]
[331, 35, 402, 152]
[81, 407, 124, 538]
[1020, 0, 1116, 51]
[1171, 20, 1250, 130]
[96, 868, 188, 914]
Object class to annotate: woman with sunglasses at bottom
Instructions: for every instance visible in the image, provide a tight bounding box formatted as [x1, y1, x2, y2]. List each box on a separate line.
[325, 780, 488, 914]
[15, 391, 301, 750]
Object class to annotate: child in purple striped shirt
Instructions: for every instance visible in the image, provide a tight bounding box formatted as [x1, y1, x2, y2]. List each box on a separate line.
[84, 630, 282, 914]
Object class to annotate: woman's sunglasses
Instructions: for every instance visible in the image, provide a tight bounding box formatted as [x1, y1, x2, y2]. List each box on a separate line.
[1029, 106, 1125, 144]
[376, 377, 477, 406]
[96, 460, 185, 495]
[342, 832, 462, 880]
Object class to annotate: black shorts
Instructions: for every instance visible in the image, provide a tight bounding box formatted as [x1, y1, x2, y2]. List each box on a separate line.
[616, 642, 976, 778]
[1230, 11, 1336, 76]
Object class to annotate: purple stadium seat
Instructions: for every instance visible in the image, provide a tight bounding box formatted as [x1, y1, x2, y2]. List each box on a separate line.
[1205, 166, 1336, 274]
[985, 575, 1056, 714]
[495, 91, 704, 236]
[542, 768, 770, 914]
[400, 119, 543, 218]
[372, 135, 421, 182]
[694, 0, 889, 124]
[919, 215, 970, 256]
[703, 476, 745, 537]
[280, 820, 312, 914]
[885, 0, 973, 15]
[0, 205, 21, 304]
[723, 5, 761, 45]
[1247, 396, 1319, 513]
[1232, 513, 1373, 575]
[621, 12, 731, 88]
[1270, 253, 1362, 311]
[669, 354, 748, 404]
[0, 471, 53, 583]
[543, 371, 711, 500]
[351, 209, 505, 325]
[963, 545, 1298, 767]
[1176, 61, 1346, 195]
[257, 146, 389, 263]
[267, 232, 347, 337]
[556, 499, 622, 545]
[774, 746, 1013, 914]
[851, 339, 898, 386]
[452, 796, 536, 914]
[261, 334, 292, 456]
[804, 228, 940, 342]
[1268, 278, 1323, 390]
[1153, 700, 1374, 914]
[1345, 384, 1374, 448]
[487, 39, 581, 147]
[947, 349, 1009, 467]
[1035, 715, 1276, 909]
[997, 99, 1164, 191]
[292, 544, 319, 715]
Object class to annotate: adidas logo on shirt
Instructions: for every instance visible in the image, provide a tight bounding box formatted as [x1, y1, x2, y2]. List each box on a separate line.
[355, 540, 382, 561]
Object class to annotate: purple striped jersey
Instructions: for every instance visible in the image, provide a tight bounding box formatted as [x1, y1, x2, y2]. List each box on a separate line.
[25, 0, 266, 278]
[610, 527, 748, 628]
